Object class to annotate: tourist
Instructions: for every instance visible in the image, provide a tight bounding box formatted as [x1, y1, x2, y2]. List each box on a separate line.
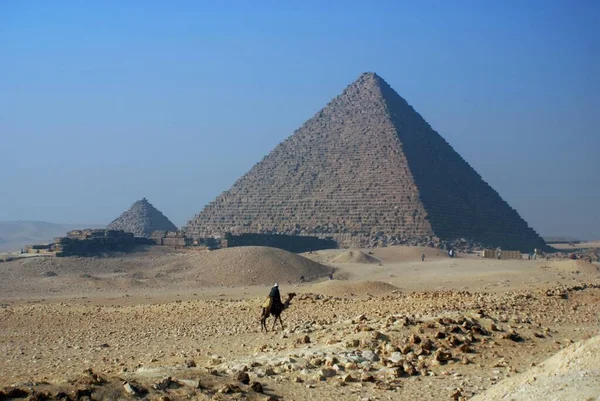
[269, 283, 282, 309]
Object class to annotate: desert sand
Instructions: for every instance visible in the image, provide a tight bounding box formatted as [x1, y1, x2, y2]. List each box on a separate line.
[1, 245, 599, 400]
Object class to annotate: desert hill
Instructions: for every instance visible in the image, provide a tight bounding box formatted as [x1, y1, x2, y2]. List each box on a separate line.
[0, 246, 332, 298]
[331, 250, 381, 264]
[166, 246, 333, 287]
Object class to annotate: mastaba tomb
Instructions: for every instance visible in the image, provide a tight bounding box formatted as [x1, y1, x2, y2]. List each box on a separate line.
[184, 72, 547, 251]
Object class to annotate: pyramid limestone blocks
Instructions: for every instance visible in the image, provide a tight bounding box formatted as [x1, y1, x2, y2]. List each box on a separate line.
[108, 198, 178, 238]
[184, 73, 546, 251]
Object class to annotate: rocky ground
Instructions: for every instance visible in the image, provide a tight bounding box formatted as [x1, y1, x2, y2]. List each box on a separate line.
[1, 284, 599, 400]
[1, 245, 599, 400]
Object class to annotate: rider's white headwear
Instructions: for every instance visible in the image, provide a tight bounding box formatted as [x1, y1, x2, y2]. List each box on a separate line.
[274, 283, 278, 287]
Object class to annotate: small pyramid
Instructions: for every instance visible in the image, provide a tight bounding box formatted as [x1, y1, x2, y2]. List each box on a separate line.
[184, 72, 546, 251]
[107, 198, 178, 238]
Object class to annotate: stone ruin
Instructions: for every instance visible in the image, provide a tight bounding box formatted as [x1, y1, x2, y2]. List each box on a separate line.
[150, 230, 220, 249]
[25, 229, 154, 257]
[184, 72, 548, 252]
[149, 230, 334, 253]
[150, 230, 192, 247]
[107, 198, 178, 238]
[220, 232, 337, 253]
[21, 229, 335, 258]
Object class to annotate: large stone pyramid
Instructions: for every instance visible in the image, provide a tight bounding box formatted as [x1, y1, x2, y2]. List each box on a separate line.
[107, 198, 178, 238]
[184, 73, 546, 251]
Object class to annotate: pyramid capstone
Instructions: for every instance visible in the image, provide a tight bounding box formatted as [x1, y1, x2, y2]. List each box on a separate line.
[184, 73, 546, 251]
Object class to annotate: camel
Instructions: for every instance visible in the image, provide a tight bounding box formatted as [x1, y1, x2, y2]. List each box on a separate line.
[261, 293, 296, 332]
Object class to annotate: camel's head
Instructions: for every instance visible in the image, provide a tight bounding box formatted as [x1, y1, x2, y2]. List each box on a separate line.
[287, 293, 296, 301]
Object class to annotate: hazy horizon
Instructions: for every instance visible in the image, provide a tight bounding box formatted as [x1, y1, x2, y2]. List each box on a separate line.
[2, 2, 599, 240]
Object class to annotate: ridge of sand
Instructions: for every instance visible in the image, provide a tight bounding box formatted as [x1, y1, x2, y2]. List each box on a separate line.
[302, 246, 449, 264]
[331, 250, 381, 264]
[369, 246, 448, 263]
[542, 259, 600, 274]
[470, 335, 600, 400]
[307, 280, 399, 297]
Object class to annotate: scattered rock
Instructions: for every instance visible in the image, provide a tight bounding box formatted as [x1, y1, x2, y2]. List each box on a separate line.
[360, 372, 375, 382]
[237, 371, 250, 384]
[297, 335, 311, 344]
[361, 350, 379, 362]
[153, 377, 172, 391]
[123, 381, 146, 395]
[250, 381, 264, 393]
[341, 373, 355, 382]
[218, 384, 241, 394]
[319, 368, 337, 378]
[450, 388, 463, 400]
[501, 330, 523, 342]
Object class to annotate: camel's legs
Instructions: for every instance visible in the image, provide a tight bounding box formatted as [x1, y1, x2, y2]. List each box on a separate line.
[278, 315, 284, 331]
[260, 309, 268, 332]
[272, 315, 277, 331]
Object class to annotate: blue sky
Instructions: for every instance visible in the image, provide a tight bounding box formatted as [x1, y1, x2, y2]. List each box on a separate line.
[1, 1, 598, 239]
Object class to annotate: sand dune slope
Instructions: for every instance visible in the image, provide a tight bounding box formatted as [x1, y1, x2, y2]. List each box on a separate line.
[470, 335, 600, 401]
[308, 280, 399, 297]
[171, 246, 332, 286]
[331, 250, 381, 264]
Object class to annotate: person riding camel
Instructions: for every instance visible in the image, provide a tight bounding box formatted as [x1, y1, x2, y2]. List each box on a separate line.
[263, 283, 282, 311]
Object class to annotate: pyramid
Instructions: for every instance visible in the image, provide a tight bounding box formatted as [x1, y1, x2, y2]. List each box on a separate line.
[107, 198, 178, 238]
[184, 73, 546, 251]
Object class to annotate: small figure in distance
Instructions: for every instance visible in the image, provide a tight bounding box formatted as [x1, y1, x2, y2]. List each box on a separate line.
[260, 283, 282, 325]
[260, 283, 296, 332]
[421, 253, 425, 262]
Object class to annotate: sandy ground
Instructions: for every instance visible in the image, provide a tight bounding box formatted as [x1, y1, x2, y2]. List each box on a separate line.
[551, 241, 600, 250]
[471, 335, 600, 400]
[1, 245, 599, 400]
